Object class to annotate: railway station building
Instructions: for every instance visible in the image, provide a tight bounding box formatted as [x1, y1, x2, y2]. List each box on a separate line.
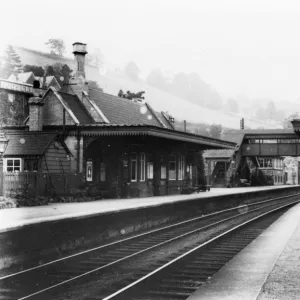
[0, 42, 235, 198]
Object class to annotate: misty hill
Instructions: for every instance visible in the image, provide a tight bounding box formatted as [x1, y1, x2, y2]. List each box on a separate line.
[13, 46, 282, 130]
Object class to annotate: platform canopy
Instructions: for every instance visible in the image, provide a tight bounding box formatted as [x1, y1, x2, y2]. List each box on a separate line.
[55, 124, 236, 149]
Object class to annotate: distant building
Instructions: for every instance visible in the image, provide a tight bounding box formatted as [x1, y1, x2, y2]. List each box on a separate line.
[0, 78, 33, 125]
[257, 157, 285, 185]
[8, 72, 61, 90]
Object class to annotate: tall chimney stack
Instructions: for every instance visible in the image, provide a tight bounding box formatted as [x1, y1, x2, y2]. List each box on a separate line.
[73, 42, 87, 79]
[68, 42, 89, 100]
[28, 80, 44, 131]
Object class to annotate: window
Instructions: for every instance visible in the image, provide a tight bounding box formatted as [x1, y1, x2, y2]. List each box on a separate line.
[131, 153, 137, 182]
[147, 155, 153, 179]
[186, 164, 193, 180]
[8, 93, 15, 103]
[100, 162, 106, 182]
[168, 155, 176, 180]
[5, 158, 22, 172]
[178, 156, 185, 180]
[161, 165, 167, 179]
[86, 160, 93, 182]
[140, 153, 145, 181]
[147, 162, 153, 179]
[24, 159, 39, 172]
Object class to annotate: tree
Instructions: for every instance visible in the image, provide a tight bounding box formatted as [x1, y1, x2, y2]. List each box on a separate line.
[23, 65, 45, 77]
[146, 69, 167, 90]
[266, 100, 277, 119]
[124, 61, 140, 80]
[0, 45, 22, 78]
[118, 89, 145, 101]
[86, 48, 103, 69]
[282, 113, 300, 129]
[49, 63, 73, 86]
[45, 39, 66, 56]
[225, 98, 239, 113]
[208, 123, 223, 139]
[88, 80, 103, 92]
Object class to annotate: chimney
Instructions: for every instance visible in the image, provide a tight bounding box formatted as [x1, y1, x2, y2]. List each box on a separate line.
[28, 81, 44, 131]
[73, 42, 87, 78]
[68, 42, 89, 100]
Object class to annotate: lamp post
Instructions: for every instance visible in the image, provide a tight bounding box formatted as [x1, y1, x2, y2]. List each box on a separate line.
[0, 125, 8, 166]
[0, 125, 8, 196]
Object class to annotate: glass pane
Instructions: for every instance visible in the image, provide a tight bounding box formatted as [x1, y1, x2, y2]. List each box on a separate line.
[14, 160, 20, 167]
[7, 160, 13, 166]
[161, 165, 167, 179]
[147, 162, 153, 179]
[131, 161, 137, 181]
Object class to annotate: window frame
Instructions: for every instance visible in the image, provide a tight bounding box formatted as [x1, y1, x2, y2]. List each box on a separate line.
[178, 156, 185, 180]
[131, 152, 138, 182]
[168, 155, 177, 181]
[140, 152, 146, 182]
[4, 158, 23, 172]
[100, 162, 106, 182]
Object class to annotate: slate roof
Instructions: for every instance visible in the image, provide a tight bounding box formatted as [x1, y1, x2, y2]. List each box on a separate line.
[8, 72, 35, 84]
[58, 91, 94, 124]
[156, 112, 174, 129]
[222, 130, 245, 145]
[4, 132, 57, 156]
[203, 149, 235, 159]
[88, 89, 162, 127]
[36, 76, 61, 89]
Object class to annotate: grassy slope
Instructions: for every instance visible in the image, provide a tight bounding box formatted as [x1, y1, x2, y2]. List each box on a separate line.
[14, 46, 281, 129]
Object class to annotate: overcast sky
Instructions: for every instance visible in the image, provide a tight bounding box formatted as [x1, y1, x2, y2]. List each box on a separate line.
[2, 0, 300, 103]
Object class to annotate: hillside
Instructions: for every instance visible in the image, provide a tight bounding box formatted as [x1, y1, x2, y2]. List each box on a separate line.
[13, 46, 282, 130]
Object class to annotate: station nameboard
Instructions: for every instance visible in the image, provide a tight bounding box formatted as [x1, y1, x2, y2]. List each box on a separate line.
[0, 80, 33, 94]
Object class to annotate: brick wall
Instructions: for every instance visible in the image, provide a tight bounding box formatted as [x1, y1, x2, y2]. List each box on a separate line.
[28, 104, 43, 131]
[43, 92, 75, 126]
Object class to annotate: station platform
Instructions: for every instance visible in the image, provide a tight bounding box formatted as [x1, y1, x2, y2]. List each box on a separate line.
[188, 199, 300, 300]
[0, 185, 293, 232]
[0, 185, 298, 233]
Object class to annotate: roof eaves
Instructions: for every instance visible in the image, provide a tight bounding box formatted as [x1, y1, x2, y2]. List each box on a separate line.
[161, 111, 175, 130]
[145, 102, 166, 128]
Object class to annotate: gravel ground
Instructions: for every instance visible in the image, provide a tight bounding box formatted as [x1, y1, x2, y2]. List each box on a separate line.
[53, 205, 280, 300]
[257, 221, 300, 300]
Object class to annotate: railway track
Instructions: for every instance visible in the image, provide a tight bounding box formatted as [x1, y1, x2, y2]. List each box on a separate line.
[0, 194, 299, 299]
[103, 205, 290, 300]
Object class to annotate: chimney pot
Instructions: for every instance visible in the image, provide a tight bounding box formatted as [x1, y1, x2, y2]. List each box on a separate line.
[69, 42, 89, 100]
[73, 42, 87, 54]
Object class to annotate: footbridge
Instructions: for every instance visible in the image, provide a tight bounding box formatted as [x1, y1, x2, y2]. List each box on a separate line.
[240, 129, 300, 157]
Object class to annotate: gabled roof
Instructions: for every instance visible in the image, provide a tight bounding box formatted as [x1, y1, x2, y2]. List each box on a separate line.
[42, 87, 94, 125]
[36, 76, 61, 89]
[4, 132, 58, 156]
[58, 91, 94, 124]
[155, 111, 174, 129]
[8, 72, 35, 84]
[88, 89, 163, 127]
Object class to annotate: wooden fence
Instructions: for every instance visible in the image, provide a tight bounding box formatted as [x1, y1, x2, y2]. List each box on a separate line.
[3, 172, 83, 198]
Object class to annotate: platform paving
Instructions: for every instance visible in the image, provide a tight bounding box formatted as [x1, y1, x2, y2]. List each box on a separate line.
[0, 185, 295, 232]
[187, 200, 300, 300]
